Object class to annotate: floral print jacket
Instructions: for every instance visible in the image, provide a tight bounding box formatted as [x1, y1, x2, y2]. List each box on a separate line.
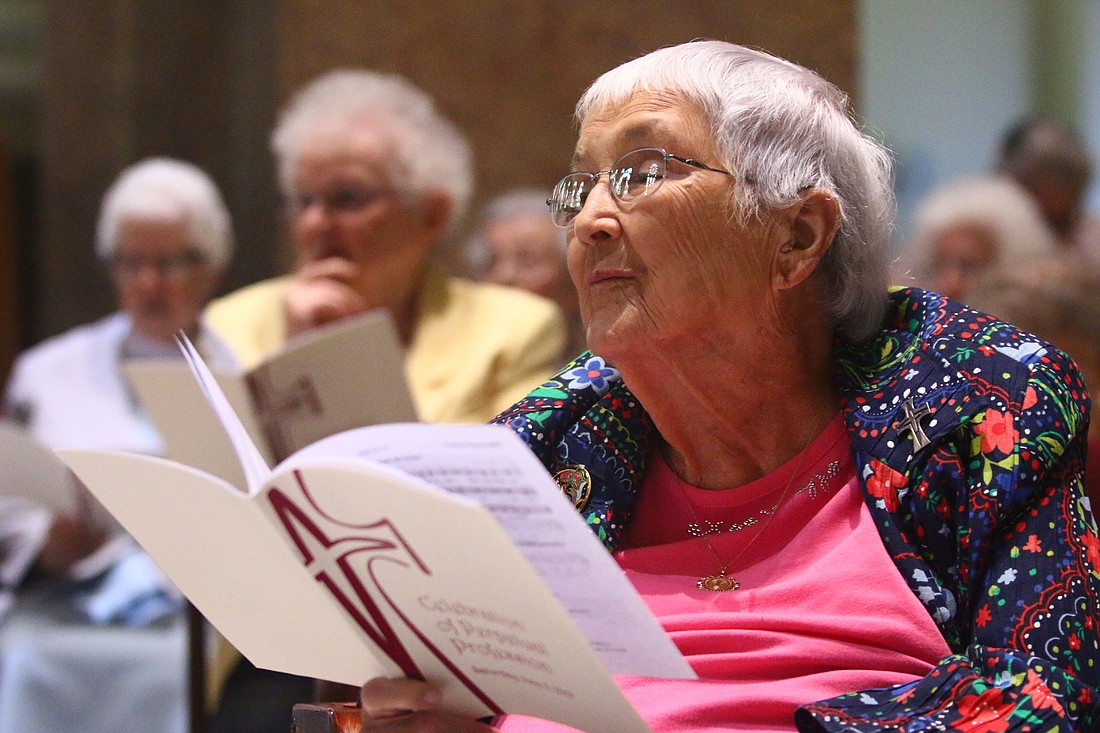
[492, 287, 1100, 732]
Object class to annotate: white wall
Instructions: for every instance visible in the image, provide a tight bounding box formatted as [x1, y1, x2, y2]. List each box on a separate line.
[859, 1, 1033, 246]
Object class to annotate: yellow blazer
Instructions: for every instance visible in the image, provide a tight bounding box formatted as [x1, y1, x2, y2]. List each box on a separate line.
[203, 267, 568, 425]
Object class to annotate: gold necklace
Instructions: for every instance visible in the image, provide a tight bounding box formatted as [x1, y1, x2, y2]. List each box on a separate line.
[673, 448, 810, 592]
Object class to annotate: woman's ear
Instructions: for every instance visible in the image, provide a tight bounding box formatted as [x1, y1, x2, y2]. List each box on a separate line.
[774, 188, 841, 290]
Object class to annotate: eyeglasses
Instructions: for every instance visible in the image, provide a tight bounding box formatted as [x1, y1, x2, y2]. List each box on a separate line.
[110, 251, 206, 283]
[546, 147, 737, 228]
[287, 186, 398, 215]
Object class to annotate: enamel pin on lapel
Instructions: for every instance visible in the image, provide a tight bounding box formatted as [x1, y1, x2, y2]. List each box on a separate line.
[554, 465, 592, 510]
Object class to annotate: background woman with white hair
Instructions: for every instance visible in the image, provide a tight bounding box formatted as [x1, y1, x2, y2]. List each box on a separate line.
[897, 175, 1059, 303]
[205, 69, 565, 425]
[203, 69, 566, 733]
[0, 156, 237, 733]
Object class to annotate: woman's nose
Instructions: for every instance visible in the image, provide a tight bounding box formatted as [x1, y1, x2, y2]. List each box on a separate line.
[571, 180, 621, 245]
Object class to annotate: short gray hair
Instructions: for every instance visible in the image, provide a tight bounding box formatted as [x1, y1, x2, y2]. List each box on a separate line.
[96, 157, 233, 269]
[271, 69, 474, 237]
[576, 40, 895, 343]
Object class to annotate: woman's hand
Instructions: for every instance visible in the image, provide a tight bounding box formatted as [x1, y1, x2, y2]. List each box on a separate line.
[358, 677, 498, 732]
[285, 258, 368, 337]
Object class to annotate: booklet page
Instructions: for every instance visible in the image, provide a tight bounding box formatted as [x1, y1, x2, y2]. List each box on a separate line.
[289, 422, 694, 679]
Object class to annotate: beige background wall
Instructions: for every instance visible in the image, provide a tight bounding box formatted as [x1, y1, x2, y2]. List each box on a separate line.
[30, 0, 855, 343]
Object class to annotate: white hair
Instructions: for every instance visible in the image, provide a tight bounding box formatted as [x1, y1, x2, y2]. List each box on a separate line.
[95, 157, 233, 269]
[901, 175, 1059, 285]
[271, 69, 474, 237]
[576, 40, 895, 343]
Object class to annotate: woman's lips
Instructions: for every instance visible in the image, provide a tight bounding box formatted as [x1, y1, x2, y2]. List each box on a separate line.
[587, 268, 635, 286]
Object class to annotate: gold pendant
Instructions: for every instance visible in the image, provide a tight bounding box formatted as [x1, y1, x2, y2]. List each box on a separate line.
[697, 572, 740, 592]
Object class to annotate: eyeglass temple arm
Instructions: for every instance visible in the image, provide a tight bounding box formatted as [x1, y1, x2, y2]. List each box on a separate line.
[666, 154, 736, 178]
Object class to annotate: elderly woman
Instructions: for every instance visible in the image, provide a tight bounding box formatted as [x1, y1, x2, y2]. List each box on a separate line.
[0, 157, 236, 733]
[205, 70, 565, 425]
[898, 175, 1058, 303]
[357, 42, 1100, 732]
[204, 69, 568, 733]
[5, 157, 236, 445]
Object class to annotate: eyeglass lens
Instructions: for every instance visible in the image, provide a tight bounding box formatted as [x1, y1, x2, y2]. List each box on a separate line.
[289, 187, 394, 214]
[112, 252, 204, 282]
[548, 148, 667, 227]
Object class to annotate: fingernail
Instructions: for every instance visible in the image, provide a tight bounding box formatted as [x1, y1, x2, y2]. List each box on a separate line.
[422, 688, 442, 706]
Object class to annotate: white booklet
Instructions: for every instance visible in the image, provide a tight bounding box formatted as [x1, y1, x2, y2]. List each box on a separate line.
[59, 337, 693, 733]
[124, 309, 418, 489]
[0, 420, 81, 514]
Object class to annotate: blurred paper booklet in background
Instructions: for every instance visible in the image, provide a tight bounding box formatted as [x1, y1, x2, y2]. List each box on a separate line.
[124, 310, 418, 489]
[59, 336, 692, 733]
[0, 420, 81, 514]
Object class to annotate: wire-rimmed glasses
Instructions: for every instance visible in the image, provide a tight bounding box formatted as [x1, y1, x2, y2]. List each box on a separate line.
[546, 147, 736, 228]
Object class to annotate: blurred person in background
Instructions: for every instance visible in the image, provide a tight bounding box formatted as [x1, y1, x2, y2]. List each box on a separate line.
[205, 70, 565, 426]
[897, 175, 1058, 302]
[465, 188, 585, 359]
[997, 116, 1100, 266]
[202, 69, 565, 733]
[0, 157, 236, 733]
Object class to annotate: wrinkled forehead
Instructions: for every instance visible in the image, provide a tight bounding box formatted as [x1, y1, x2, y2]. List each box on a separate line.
[572, 91, 713, 165]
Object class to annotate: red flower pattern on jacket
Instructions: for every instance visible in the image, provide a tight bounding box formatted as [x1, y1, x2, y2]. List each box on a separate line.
[866, 459, 906, 511]
[974, 409, 1018, 455]
[956, 688, 1014, 733]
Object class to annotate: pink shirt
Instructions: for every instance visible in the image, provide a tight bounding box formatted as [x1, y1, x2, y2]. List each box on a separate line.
[497, 415, 950, 732]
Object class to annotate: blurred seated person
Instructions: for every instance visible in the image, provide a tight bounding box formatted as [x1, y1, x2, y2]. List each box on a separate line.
[201, 70, 565, 733]
[0, 157, 236, 733]
[465, 189, 585, 358]
[897, 175, 1057, 302]
[963, 254, 1100, 515]
[355, 40, 1100, 732]
[997, 116, 1100, 266]
[204, 70, 566, 425]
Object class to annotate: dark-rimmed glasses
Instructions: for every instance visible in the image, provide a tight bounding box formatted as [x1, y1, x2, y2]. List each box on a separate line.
[110, 251, 206, 283]
[546, 147, 736, 228]
[287, 186, 399, 215]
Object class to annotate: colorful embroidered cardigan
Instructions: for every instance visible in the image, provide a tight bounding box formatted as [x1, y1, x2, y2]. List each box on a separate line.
[492, 287, 1100, 732]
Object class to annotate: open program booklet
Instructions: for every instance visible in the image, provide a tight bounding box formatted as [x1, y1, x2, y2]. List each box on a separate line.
[59, 336, 693, 733]
[123, 310, 418, 489]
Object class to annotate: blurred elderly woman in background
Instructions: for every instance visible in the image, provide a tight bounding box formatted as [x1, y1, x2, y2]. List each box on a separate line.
[0, 157, 236, 733]
[465, 188, 585, 358]
[5, 157, 236, 441]
[203, 69, 567, 733]
[898, 175, 1058, 303]
[358, 41, 1099, 732]
[205, 70, 565, 425]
